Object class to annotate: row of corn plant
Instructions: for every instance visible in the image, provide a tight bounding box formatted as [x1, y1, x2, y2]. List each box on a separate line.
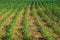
[36, 3, 60, 35]
[5, 6, 24, 40]
[0, 8, 18, 27]
[46, 2, 60, 17]
[45, 9, 60, 22]
[47, 2, 60, 19]
[22, 5, 31, 40]
[40, 2, 60, 23]
[32, 4, 54, 40]
[51, 3, 60, 18]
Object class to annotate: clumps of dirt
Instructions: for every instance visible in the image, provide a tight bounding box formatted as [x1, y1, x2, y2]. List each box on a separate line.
[30, 6, 32, 11]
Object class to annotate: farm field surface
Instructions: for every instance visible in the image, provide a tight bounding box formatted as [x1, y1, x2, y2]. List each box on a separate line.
[0, 0, 60, 40]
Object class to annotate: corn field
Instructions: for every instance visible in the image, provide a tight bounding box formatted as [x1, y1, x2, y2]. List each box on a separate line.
[0, 0, 60, 40]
